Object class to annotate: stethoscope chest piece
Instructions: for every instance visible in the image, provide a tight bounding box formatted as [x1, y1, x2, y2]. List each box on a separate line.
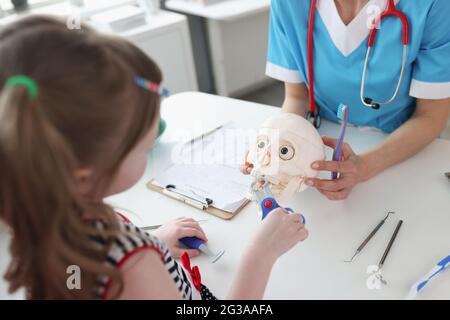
[363, 97, 381, 110]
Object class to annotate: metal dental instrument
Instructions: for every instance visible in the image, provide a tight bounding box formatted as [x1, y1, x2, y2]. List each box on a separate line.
[141, 220, 208, 231]
[375, 219, 404, 285]
[345, 212, 395, 263]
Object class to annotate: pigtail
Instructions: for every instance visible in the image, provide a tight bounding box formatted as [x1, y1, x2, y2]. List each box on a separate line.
[0, 81, 121, 299]
[0, 15, 161, 299]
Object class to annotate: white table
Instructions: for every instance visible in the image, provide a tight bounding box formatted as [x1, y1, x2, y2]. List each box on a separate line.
[2, 92, 450, 300]
[165, 0, 272, 97]
[108, 92, 450, 300]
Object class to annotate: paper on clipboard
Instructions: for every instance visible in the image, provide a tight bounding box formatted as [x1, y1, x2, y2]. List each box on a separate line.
[152, 164, 251, 212]
[151, 123, 253, 213]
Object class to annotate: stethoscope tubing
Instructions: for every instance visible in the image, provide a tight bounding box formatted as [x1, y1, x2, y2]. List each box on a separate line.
[306, 0, 410, 127]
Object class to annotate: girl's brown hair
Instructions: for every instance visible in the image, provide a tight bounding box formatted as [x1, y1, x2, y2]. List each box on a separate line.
[0, 16, 162, 299]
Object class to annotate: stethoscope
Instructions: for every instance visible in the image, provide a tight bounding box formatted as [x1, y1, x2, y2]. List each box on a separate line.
[306, 0, 410, 128]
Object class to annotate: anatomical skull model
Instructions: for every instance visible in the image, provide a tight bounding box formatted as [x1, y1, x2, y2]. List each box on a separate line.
[246, 113, 325, 204]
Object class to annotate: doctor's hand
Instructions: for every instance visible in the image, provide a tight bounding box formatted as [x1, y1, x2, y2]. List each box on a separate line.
[240, 162, 253, 175]
[305, 136, 369, 201]
[152, 217, 208, 258]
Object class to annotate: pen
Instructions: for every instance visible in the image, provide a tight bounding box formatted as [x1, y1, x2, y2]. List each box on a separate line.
[164, 185, 213, 206]
[162, 188, 210, 210]
[186, 123, 228, 145]
[162, 189, 204, 209]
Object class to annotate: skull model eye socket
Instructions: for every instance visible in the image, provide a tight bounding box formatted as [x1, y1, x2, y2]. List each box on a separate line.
[279, 145, 295, 160]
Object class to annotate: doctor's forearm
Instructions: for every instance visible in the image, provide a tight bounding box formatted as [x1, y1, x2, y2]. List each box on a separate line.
[281, 82, 309, 117]
[360, 99, 450, 181]
[281, 96, 308, 117]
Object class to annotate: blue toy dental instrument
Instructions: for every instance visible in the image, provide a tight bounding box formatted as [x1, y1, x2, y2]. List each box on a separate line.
[179, 237, 225, 264]
[251, 177, 306, 224]
[332, 104, 349, 180]
[406, 255, 450, 299]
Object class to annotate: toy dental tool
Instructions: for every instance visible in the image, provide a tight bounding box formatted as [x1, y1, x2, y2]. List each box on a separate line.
[332, 104, 349, 180]
[345, 212, 394, 263]
[251, 176, 305, 224]
[374, 220, 403, 285]
[406, 255, 450, 300]
[179, 237, 225, 264]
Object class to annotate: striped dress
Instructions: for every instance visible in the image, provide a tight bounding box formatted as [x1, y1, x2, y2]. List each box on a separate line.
[91, 217, 216, 300]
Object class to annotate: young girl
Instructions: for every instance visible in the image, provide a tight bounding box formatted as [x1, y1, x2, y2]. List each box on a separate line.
[0, 16, 308, 300]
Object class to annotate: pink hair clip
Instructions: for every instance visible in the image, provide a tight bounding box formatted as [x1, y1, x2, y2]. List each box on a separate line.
[134, 76, 170, 97]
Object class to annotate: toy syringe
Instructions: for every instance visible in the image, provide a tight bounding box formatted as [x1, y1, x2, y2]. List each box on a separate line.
[179, 237, 225, 263]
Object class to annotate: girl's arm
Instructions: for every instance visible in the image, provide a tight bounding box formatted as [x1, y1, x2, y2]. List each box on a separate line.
[226, 245, 276, 300]
[227, 209, 308, 300]
[281, 82, 309, 117]
[118, 247, 275, 300]
[117, 209, 308, 300]
[118, 250, 182, 300]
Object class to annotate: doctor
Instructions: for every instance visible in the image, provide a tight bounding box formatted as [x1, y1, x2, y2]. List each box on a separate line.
[264, 0, 450, 200]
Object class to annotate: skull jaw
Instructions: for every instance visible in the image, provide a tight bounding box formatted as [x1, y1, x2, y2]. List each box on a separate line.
[248, 168, 307, 204]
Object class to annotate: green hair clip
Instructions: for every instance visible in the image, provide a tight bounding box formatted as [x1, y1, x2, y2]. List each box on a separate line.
[4, 75, 39, 100]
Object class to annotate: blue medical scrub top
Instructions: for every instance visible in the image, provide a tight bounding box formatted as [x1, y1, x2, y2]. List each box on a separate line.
[266, 0, 450, 133]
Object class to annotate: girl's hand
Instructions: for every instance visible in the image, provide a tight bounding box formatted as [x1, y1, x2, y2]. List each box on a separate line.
[249, 208, 308, 262]
[152, 217, 208, 258]
[305, 136, 369, 201]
